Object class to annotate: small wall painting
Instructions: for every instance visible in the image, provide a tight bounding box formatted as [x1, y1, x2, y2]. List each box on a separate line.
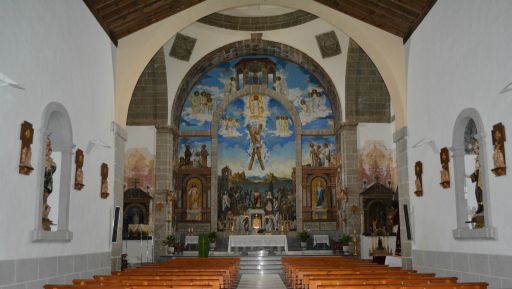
[491, 122, 506, 176]
[100, 163, 109, 199]
[19, 121, 34, 175]
[74, 149, 85, 190]
[439, 147, 450, 188]
[414, 161, 423, 197]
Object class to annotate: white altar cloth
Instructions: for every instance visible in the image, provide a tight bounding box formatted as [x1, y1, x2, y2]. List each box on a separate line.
[184, 235, 198, 247]
[228, 235, 288, 253]
[313, 235, 330, 247]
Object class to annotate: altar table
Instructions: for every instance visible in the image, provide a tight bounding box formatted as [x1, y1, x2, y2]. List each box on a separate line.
[184, 235, 199, 247]
[227, 235, 288, 253]
[313, 235, 330, 247]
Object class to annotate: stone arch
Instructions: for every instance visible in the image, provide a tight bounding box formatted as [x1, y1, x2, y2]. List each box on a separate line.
[32, 102, 74, 241]
[451, 108, 495, 239]
[170, 39, 341, 131]
[115, 0, 405, 129]
[209, 85, 303, 230]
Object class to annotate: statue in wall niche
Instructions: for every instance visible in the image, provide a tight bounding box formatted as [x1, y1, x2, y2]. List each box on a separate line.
[19, 121, 34, 175]
[439, 147, 450, 188]
[467, 142, 484, 215]
[42, 137, 56, 231]
[491, 123, 506, 176]
[414, 161, 423, 197]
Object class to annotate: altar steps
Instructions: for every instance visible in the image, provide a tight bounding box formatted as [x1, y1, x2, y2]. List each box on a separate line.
[239, 256, 283, 274]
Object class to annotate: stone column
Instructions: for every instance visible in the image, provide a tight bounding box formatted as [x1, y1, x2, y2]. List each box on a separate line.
[393, 127, 412, 269]
[111, 122, 127, 271]
[153, 126, 173, 260]
[339, 122, 361, 235]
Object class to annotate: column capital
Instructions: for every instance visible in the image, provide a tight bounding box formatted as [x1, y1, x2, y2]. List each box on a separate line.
[336, 121, 358, 133]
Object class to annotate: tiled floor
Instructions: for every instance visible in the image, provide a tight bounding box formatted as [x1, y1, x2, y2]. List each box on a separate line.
[237, 274, 287, 289]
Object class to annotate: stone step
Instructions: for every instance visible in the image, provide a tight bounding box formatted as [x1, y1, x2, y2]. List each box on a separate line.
[240, 255, 281, 261]
[239, 269, 283, 275]
[240, 260, 282, 265]
[240, 264, 282, 270]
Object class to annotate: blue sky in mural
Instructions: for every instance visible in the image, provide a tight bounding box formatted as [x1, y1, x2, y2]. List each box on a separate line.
[218, 95, 295, 178]
[179, 56, 334, 131]
[178, 137, 211, 166]
[301, 135, 336, 167]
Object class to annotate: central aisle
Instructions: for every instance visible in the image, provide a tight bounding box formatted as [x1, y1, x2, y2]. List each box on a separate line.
[237, 274, 287, 289]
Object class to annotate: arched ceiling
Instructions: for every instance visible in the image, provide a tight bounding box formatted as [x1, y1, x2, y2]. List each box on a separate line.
[84, 0, 436, 45]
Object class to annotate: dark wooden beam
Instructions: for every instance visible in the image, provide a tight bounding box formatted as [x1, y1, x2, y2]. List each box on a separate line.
[83, 0, 118, 45]
[403, 0, 437, 43]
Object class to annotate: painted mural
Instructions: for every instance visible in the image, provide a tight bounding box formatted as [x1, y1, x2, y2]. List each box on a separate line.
[178, 137, 211, 168]
[179, 56, 334, 131]
[358, 141, 396, 189]
[302, 136, 337, 167]
[217, 95, 296, 231]
[124, 148, 155, 193]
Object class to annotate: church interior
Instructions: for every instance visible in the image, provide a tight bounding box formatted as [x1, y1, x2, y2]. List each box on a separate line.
[1, 1, 511, 289]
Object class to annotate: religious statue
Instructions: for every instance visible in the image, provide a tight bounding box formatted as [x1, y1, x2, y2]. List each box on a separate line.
[247, 123, 265, 170]
[467, 142, 484, 214]
[19, 121, 34, 175]
[74, 149, 85, 190]
[414, 161, 423, 197]
[184, 145, 192, 167]
[439, 147, 450, 188]
[42, 138, 56, 231]
[309, 143, 320, 167]
[100, 163, 109, 199]
[491, 123, 506, 176]
[264, 191, 273, 214]
[187, 183, 200, 209]
[315, 181, 325, 208]
[200, 144, 209, 168]
[320, 142, 331, 167]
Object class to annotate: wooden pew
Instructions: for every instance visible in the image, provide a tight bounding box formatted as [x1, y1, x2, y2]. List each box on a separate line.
[73, 278, 221, 289]
[316, 283, 488, 289]
[309, 277, 458, 289]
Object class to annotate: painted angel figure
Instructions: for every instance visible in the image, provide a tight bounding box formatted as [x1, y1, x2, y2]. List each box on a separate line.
[275, 75, 288, 96]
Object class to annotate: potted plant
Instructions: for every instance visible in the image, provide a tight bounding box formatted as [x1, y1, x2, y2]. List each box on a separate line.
[208, 232, 217, 250]
[298, 231, 310, 249]
[340, 234, 352, 254]
[163, 234, 176, 254]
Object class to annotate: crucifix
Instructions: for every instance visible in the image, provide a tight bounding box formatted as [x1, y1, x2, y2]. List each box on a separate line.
[247, 123, 265, 170]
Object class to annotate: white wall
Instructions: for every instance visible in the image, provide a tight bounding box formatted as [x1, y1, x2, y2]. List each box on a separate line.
[0, 0, 115, 260]
[406, 0, 512, 255]
[163, 18, 350, 124]
[125, 126, 156, 154]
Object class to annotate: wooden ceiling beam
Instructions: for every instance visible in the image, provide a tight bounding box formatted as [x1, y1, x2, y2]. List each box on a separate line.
[83, 0, 436, 43]
[403, 0, 437, 43]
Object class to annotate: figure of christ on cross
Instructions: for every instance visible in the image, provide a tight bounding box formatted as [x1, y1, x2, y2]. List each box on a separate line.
[247, 123, 265, 170]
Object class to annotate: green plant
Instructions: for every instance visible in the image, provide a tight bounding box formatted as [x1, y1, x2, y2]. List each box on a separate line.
[208, 232, 217, 243]
[340, 234, 352, 245]
[298, 231, 310, 242]
[163, 235, 176, 247]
